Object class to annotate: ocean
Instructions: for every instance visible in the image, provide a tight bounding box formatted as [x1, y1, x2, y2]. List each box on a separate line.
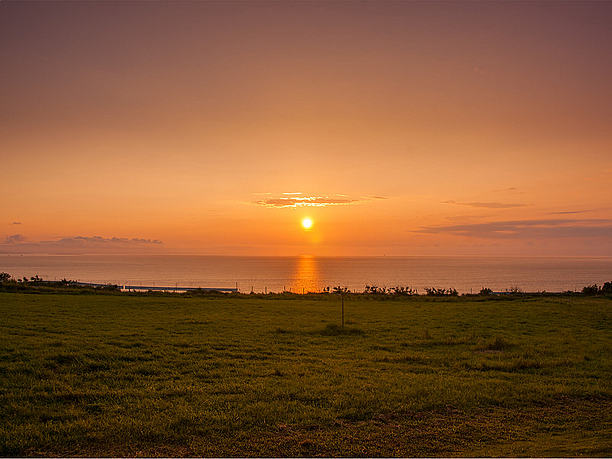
[1, 255, 611, 294]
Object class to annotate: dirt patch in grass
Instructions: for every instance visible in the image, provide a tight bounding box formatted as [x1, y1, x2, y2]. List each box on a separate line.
[235, 398, 611, 457]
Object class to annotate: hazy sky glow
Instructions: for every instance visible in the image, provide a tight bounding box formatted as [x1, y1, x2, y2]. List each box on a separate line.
[1, 1, 611, 256]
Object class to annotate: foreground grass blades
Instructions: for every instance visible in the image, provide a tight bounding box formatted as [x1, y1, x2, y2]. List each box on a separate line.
[0, 292, 610, 456]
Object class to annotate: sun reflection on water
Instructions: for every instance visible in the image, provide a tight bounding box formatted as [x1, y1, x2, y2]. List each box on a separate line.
[290, 255, 320, 293]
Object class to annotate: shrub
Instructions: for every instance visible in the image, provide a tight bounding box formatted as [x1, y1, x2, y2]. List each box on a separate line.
[390, 286, 418, 296]
[481, 337, 514, 351]
[425, 287, 458, 296]
[582, 284, 599, 295]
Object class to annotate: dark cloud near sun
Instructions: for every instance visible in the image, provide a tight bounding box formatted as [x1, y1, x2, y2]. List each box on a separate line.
[415, 219, 612, 239]
[442, 200, 526, 209]
[258, 196, 357, 208]
[255, 193, 383, 208]
[11, 222, 22, 225]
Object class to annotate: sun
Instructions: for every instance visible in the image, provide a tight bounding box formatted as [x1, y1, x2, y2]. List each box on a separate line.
[301, 217, 313, 230]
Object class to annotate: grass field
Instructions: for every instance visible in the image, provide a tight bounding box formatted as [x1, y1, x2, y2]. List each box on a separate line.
[0, 292, 610, 456]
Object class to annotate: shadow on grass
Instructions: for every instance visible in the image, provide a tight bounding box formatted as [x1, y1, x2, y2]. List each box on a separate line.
[478, 337, 515, 352]
[273, 324, 365, 336]
[313, 324, 365, 336]
[464, 358, 543, 372]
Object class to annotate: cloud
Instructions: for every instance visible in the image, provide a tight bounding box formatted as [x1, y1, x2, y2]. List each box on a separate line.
[255, 192, 389, 208]
[549, 210, 593, 215]
[493, 187, 519, 192]
[50, 236, 162, 246]
[415, 218, 612, 239]
[11, 222, 21, 225]
[443, 200, 526, 209]
[5, 234, 25, 243]
[256, 193, 359, 208]
[0, 235, 163, 254]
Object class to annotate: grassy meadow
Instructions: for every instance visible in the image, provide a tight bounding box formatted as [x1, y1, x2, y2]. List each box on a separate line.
[0, 291, 610, 456]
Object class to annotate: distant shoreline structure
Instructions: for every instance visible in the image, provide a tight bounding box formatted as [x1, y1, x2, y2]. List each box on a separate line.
[75, 282, 238, 293]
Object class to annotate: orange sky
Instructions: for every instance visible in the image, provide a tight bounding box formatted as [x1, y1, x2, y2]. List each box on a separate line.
[1, 1, 611, 256]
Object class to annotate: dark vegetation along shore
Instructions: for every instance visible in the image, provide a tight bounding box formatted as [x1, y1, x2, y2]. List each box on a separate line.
[0, 274, 610, 456]
[1, 272, 612, 297]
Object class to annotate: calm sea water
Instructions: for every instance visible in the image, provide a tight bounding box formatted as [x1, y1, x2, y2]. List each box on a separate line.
[1, 255, 611, 293]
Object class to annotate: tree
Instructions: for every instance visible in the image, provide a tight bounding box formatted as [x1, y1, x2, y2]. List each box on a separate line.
[0, 272, 11, 283]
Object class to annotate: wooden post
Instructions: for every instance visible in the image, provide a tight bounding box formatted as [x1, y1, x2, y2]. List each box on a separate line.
[341, 294, 345, 328]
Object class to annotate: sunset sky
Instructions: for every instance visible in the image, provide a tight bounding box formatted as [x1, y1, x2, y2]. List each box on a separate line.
[2, 1, 611, 256]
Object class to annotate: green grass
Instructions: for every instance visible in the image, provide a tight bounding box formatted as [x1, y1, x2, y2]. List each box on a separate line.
[0, 292, 610, 456]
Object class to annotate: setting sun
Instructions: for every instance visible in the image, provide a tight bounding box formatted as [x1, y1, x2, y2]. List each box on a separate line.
[301, 217, 313, 230]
